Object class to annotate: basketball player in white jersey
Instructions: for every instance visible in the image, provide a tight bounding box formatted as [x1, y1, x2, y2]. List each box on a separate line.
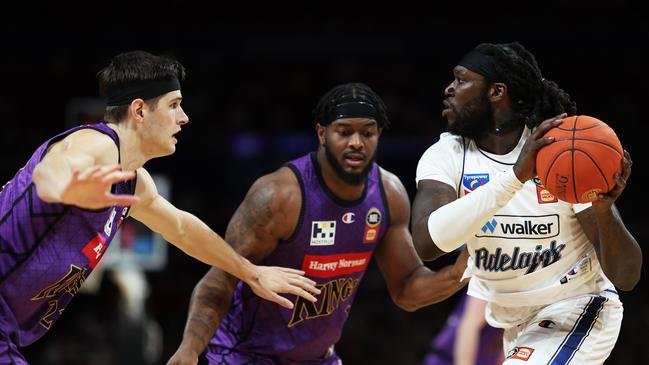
[411, 42, 641, 364]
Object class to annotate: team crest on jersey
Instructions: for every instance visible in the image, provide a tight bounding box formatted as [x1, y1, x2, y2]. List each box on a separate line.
[462, 173, 489, 194]
[507, 346, 534, 361]
[310, 221, 336, 246]
[363, 207, 381, 243]
[342, 212, 355, 224]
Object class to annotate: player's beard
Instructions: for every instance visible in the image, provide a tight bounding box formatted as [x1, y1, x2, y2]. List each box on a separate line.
[447, 87, 494, 140]
[323, 139, 375, 186]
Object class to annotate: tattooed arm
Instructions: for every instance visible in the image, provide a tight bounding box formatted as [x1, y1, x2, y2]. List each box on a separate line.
[167, 167, 311, 365]
[375, 169, 467, 312]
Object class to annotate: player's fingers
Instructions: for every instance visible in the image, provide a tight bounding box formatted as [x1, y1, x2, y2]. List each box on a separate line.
[285, 286, 318, 303]
[278, 267, 307, 276]
[102, 171, 136, 184]
[269, 292, 294, 309]
[104, 193, 141, 206]
[532, 113, 565, 138]
[621, 151, 632, 180]
[78, 166, 101, 180]
[284, 272, 317, 287]
[530, 134, 556, 153]
[69, 169, 81, 182]
[614, 173, 627, 190]
[289, 277, 321, 295]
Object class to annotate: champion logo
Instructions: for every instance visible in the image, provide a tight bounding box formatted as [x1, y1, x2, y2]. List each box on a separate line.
[482, 219, 497, 233]
[342, 212, 355, 224]
[538, 320, 556, 328]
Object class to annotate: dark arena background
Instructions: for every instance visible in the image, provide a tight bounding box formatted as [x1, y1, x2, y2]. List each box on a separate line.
[2, 9, 647, 365]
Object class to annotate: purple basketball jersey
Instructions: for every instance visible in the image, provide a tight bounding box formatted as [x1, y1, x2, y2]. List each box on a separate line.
[0, 123, 136, 347]
[207, 152, 390, 364]
[423, 294, 504, 365]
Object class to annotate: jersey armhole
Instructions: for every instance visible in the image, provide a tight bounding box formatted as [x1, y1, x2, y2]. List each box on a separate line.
[278, 163, 305, 245]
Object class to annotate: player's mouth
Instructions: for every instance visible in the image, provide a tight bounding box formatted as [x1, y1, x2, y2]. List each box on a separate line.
[343, 152, 365, 168]
[172, 131, 181, 144]
[442, 99, 453, 118]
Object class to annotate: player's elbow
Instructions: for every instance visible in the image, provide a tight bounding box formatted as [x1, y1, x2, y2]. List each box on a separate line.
[614, 269, 641, 291]
[32, 164, 60, 203]
[392, 294, 421, 312]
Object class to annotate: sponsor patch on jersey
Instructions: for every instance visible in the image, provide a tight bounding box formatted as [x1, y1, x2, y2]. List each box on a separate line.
[462, 173, 489, 194]
[559, 256, 592, 284]
[310, 221, 336, 246]
[363, 207, 382, 243]
[342, 212, 355, 224]
[507, 346, 534, 361]
[82, 235, 107, 269]
[301, 252, 372, 278]
[103, 208, 117, 236]
[476, 214, 560, 239]
[536, 184, 558, 204]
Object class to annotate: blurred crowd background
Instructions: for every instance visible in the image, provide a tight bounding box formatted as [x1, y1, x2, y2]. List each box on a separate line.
[2, 9, 648, 365]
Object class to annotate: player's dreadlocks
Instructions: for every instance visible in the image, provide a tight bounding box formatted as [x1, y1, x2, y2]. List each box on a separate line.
[474, 42, 577, 129]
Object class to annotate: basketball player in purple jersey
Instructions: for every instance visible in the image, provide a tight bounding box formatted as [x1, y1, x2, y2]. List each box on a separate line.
[167, 83, 469, 365]
[0, 51, 319, 364]
[423, 292, 503, 365]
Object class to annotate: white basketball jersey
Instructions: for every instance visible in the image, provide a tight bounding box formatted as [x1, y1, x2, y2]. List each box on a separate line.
[416, 129, 616, 328]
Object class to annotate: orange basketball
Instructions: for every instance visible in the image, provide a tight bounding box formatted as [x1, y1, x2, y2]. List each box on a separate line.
[535, 115, 623, 204]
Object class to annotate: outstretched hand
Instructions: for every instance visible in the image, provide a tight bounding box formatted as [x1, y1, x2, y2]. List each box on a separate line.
[246, 266, 321, 309]
[591, 150, 633, 212]
[513, 114, 566, 182]
[61, 164, 140, 209]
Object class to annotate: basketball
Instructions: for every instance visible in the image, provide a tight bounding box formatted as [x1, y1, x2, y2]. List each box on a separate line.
[535, 115, 623, 204]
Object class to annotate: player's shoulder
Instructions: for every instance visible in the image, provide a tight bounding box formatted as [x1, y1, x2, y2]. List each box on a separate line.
[53, 127, 119, 162]
[246, 166, 302, 209]
[419, 132, 465, 163]
[378, 167, 409, 201]
[429, 132, 464, 152]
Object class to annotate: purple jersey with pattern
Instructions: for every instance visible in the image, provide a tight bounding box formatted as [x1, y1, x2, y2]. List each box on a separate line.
[207, 152, 390, 365]
[423, 294, 504, 365]
[0, 123, 136, 347]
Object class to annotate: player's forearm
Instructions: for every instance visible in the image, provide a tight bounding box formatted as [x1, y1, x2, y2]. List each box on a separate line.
[454, 325, 481, 365]
[427, 168, 523, 252]
[172, 212, 257, 282]
[594, 207, 641, 290]
[412, 217, 446, 261]
[180, 273, 237, 355]
[394, 265, 466, 311]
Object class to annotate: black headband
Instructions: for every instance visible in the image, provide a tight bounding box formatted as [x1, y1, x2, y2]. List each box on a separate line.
[325, 101, 378, 123]
[459, 51, 501, 81]
[106, 79, 181, 106]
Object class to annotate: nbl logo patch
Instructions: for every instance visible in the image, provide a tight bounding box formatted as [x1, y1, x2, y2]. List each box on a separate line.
[363, 207, 382, 243]
[310, 221, 336, 246]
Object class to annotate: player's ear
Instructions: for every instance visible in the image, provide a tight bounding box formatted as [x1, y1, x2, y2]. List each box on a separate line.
[316, 123, 326, 145]
[129, 99, 146, 122]
[489, 83, 507, 101]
